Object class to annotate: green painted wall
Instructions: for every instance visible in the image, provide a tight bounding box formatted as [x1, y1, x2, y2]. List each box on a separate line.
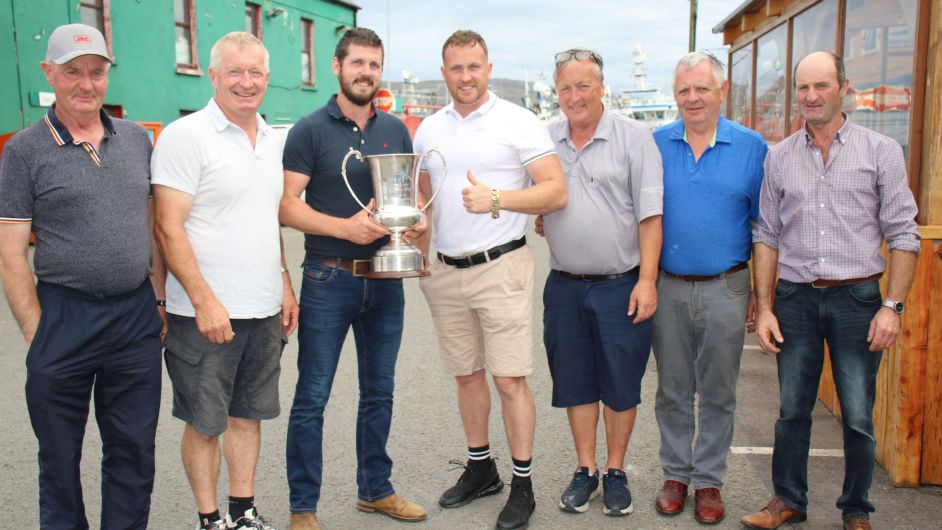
[0, 0, 356, 134]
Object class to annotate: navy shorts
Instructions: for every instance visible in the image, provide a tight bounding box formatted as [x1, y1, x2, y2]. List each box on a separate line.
[543, 270, 653, 411]
[164, 313, 286, 436]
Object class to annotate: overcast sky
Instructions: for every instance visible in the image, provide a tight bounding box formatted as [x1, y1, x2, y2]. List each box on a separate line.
[355, 0, 746, 94]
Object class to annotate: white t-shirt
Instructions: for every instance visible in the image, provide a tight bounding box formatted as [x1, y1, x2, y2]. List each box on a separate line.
[151, 99, 284, 318]
[413, 92, 555, 256]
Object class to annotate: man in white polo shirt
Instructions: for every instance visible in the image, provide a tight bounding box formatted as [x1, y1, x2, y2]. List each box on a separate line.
[413, 29, 567, 530]
[152, 32, 298, 530]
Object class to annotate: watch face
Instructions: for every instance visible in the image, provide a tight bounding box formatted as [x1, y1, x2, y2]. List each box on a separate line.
[894, 302, 904, 314]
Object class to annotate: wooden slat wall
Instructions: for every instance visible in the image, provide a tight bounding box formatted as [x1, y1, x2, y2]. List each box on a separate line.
[920, 242, 942, 483]
[917, 0, 941, 225]
[818, 235, 941, 486]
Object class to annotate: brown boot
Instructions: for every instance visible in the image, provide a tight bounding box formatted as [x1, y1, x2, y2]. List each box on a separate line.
[356, 493, 428, 522]
[741, 496, 807, 529]
[655, 480, 688, 515]
[290, 512, 320, 530]
[843, 517, 872, 530]
[694, 487, 725, 524]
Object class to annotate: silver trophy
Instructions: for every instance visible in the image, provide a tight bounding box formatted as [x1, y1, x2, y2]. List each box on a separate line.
[341, 148, 447, 278]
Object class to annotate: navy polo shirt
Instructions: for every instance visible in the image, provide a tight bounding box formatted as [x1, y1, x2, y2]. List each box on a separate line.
[283, 95, 413, 263]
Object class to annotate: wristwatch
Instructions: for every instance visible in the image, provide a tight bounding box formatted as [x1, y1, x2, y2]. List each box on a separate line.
[883, 299, 904, 314]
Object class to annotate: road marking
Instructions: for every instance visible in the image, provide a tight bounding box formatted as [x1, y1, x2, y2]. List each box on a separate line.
[732, 447, 844, 457]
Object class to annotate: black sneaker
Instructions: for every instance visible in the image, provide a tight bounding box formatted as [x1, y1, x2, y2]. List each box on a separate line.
[439, 458, 503, 508]
[559, 467, 599, 513]
[226, 507, 277, 529]
[496, 476, 536, 529]
[602, 468, 633, 516]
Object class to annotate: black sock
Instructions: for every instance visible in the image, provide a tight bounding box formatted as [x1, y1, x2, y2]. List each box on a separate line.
[511, 457, 532, 483]
[198, 510, 221, 529]
[229, 496, 255, 520]
[468, 444, 491, 468]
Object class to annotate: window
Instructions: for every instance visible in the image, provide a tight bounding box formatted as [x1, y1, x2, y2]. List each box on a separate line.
[245, 2, 262, 39]
[174, 0, 200, 73]
[301, 18, 315, 86]
[729, 45, 754, 128]
[789, 0, 837, 134]
[754, 24, 788, 144]
[844, 0, 918, 159]
[78, 0, 114, 59]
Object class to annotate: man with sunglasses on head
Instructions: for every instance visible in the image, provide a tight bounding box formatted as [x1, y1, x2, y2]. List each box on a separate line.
[535, 48, 662, 518]
[412, 29, 567, 530]
[650, 51, 767, 525]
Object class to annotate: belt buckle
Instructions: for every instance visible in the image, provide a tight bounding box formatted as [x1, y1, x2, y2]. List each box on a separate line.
[810, 279, 826, 289]
[352, 259, 371, 277]
[463, 255, 475, 267]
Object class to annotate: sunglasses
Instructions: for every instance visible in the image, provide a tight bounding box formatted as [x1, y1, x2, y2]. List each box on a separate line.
[554, 49, 603, 68]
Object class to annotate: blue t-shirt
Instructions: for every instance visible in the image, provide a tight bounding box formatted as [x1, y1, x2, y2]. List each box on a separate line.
[653, 116, 767, 276]
[283, 95, 413, 263]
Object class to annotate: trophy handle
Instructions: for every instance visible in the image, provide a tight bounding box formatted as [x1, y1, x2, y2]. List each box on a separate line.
[417, 147, 447, 212]
[341, 147, 372, 213]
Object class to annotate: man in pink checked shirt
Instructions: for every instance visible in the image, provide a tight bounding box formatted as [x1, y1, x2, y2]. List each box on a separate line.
[742, 51, 919, 530]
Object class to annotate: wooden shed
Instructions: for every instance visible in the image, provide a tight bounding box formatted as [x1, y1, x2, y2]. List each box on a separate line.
[713, 0, 941, 487]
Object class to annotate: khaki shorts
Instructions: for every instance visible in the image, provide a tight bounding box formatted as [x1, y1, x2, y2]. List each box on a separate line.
[419, 245, 534, 377]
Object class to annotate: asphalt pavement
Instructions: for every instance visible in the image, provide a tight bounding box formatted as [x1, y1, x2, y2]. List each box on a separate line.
[1, 226, 940, 529]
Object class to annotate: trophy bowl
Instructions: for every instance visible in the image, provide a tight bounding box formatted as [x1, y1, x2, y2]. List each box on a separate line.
[341, 148, 446, 278]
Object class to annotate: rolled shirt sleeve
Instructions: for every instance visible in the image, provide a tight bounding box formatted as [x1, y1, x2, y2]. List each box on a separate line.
[875, 138, 920, 253]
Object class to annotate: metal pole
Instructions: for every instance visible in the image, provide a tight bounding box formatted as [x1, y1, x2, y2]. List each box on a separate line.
[689, 0, 698, 52]
[386, 0, 392, 89]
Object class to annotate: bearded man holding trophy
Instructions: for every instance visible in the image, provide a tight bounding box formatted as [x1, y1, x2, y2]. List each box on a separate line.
[279, 27, 433, 530]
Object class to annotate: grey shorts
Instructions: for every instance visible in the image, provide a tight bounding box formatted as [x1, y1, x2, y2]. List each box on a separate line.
[164, 313, 286, 436]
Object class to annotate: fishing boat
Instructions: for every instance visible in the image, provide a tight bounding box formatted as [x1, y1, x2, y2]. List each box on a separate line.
[618, 45, 678, 130]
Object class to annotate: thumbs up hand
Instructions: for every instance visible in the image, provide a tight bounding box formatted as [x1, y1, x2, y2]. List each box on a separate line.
[461, 170, 493, 214]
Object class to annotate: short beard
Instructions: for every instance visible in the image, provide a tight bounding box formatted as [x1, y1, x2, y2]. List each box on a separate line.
[341, 78, 378, 106]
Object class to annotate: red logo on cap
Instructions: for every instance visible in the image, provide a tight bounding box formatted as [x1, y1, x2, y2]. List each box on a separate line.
[74, 35, 92, 45]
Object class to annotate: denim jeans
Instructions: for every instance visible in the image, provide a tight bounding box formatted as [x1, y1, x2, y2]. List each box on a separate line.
[771, 279, 882, 520]
[287, 262, 404, 513]
[652, 268, 750, 489]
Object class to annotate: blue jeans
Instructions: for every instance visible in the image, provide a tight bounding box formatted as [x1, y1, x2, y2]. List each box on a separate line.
[287, 262, 404, 513]
[771, 279, 882, 521]
[652, 268, 750, 489]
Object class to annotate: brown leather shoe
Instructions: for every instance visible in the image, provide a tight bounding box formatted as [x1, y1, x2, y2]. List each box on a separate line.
[356, 493, 428, 522]
[741, 496, 808, 529]
[843, 517, 872, 530]
[290, 512, 320, 530]
[694, 487, 725, 524]
[655, 480, 688, 515]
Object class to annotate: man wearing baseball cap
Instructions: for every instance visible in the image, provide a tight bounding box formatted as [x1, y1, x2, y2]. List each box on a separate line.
[0, 23, 165, 529]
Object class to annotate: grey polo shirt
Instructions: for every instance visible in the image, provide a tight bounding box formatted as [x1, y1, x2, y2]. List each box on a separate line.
[543, 110, 664, 275]
[0, 107, 154, 296]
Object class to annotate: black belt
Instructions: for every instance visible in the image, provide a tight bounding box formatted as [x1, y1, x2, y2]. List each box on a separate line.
[438, 236, 526, 268]
[554, 266, 639, 281]
[662, 261, 749, 282]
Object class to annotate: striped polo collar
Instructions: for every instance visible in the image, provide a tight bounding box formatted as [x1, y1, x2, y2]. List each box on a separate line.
[43, 105, 116, 146]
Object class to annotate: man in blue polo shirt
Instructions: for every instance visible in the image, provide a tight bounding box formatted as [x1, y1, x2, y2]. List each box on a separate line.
[279, 27, 427, 530]
[0, 24, 164, 529]
[651, 51, 767, 526]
